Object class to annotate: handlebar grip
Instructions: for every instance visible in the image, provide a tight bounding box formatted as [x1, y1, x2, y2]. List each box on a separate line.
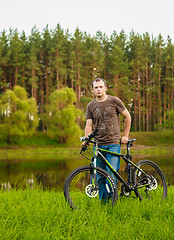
[80, 129, 98, 142]
[80, 137, 88, 142]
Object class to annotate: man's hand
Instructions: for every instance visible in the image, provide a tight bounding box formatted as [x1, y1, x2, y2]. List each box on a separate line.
[81, 141, 87, 147]
[121, 136, 129, 144]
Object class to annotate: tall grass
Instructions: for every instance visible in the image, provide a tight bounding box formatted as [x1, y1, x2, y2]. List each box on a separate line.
[0, 186, 173, 240]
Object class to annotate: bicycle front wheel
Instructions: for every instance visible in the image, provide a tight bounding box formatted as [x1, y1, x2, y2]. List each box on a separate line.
[133, 159, 167, 200]
[64, 165, 118, 210]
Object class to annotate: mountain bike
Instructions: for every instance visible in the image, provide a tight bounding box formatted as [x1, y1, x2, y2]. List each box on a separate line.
[64, 129, 167, 209]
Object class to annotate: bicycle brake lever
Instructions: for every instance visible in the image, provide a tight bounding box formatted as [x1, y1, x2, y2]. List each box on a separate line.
[80, 146, 87, 154]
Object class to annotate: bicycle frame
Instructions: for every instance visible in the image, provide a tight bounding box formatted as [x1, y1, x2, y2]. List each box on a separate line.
[92, 141, 150, 192]
[64, 132, 167, 209]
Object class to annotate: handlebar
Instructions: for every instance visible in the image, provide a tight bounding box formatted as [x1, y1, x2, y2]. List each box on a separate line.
[80, 129, 98, 144]
[80, 129, 136, 154]
[80, 129, 98, 153]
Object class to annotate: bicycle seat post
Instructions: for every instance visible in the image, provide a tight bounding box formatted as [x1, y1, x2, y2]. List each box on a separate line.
[126, 140, 134, 188]
[127, 143, 131, 158]
[126, 140, 135, 159]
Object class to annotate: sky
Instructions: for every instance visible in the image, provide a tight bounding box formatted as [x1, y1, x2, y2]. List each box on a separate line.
[0, 0, 174, 42]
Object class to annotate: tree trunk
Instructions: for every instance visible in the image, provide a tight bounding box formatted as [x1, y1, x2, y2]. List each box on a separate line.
[56, 49, 60, 90]
[114, 75, 118, 94]
[143, 68, 146, 131]
[133, 73, 137, 131]
[137, 73, 141, 131]
[71, 61, 74, 89]
[153, 78, 156, 130]
[3, 68, 7, 93]
[14, 65, 18, 86]
[146, 55, 149, 131]
[163, 64, 167, 122]
[45, 63, 49, 105]
[40, 74, 45, 131]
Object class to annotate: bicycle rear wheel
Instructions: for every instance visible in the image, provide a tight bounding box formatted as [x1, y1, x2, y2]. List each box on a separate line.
[133, 159, 167, 200]
[64, 165, 118, 210]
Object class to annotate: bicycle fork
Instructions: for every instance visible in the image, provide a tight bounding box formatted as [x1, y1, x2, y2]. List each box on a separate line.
[90, 142, 99, 191]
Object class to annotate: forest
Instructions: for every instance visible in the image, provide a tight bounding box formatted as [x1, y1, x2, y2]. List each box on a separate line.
[0, 24, 173, 143]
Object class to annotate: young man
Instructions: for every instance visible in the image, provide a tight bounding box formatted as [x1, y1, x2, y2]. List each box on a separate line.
[82, 78, 131, 200]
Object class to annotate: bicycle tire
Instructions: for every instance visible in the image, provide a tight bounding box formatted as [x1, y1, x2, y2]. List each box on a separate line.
[64, 165, 118, 209]
[133, 159, 167, 200]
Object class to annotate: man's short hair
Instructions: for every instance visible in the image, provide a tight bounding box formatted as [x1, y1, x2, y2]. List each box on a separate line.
[92, 78, 107, 87]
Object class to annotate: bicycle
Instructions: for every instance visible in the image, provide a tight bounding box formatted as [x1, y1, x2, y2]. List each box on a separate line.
[64, 129, 167, 209]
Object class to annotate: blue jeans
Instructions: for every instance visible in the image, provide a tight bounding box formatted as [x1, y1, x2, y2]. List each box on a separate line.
[94, 144, 121, 200]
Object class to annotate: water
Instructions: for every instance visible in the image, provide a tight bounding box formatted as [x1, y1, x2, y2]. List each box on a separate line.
[0, 154, 173, 190]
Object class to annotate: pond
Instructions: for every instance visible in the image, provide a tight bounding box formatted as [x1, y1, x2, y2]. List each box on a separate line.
[0, 154, 173, 190]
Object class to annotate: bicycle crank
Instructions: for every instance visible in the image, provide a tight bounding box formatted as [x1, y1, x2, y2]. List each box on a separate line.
[121, 185, 131, 197]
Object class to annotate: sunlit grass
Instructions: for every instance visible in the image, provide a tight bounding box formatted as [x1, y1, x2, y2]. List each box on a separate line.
[0, 186, 173, 240]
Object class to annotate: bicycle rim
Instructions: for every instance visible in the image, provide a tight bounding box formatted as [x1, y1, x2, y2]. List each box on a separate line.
[133, 159, 167, 200]
[64, 166, 118, 210]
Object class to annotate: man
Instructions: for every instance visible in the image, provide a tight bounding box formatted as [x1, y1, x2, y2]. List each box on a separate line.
[82, 78, 131, 200]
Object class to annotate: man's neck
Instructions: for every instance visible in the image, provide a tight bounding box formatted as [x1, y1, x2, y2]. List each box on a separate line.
[96, 94, 108, 102]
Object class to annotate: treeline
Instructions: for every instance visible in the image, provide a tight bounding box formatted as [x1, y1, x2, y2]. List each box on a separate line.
[0, 25, 173, 131]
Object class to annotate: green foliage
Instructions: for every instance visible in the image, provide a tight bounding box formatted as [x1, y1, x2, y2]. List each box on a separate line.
[0, 27, 174, 133]
[155, 110, 174, 131]
[0, 186, 173, 239]
[46, 87, 82, 145]
[0, 86, 39, 142]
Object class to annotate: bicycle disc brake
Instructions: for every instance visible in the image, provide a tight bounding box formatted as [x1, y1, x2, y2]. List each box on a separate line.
[147, 176, 158, 191]
[85, 184, 98, 197]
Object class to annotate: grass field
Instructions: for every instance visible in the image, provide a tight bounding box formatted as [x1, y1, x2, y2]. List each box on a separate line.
[0, 186, 173, 240]
[0, 131, 173, 239]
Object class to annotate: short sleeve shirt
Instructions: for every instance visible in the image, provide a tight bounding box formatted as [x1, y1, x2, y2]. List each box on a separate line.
[85, 95, 126, 145]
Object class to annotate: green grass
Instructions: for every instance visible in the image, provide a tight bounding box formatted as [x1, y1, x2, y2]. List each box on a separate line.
[0, 130, 173, 148]
[0, 147, 80, 161]
[129, 130, 174, 146]
[0, 130, 173, 162]
[0, 186, 173, 240]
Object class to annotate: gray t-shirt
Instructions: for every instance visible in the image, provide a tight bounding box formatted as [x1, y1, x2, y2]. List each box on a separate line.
[85, 95, 126, 145]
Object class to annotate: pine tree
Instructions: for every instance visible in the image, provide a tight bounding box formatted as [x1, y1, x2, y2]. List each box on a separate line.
[28, 26, 42, 101]
[52, 24, 66, 90]
[73, 28, 83, 106]
[0, 30, 11, 93]
[9, 29, 22, 87]
[42, 25, 52, 105]
[110, 31, 130, 103]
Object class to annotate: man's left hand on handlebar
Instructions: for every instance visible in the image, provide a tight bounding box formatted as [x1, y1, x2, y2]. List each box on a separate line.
[121, 136, 129, 144]
[81, 141, 87, 147]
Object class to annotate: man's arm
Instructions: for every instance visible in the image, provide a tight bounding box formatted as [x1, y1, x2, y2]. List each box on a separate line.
[120, 109, 131, 144]
[85, 119, 93, 137]
[82, 119, 93, 146]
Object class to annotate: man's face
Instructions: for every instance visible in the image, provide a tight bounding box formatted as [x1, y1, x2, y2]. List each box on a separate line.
[92, 80, 107, 97]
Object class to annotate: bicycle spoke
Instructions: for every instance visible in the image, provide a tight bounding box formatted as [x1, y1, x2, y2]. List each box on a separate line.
[133, 160, 167, 200]
[64, 166, 117, 210]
